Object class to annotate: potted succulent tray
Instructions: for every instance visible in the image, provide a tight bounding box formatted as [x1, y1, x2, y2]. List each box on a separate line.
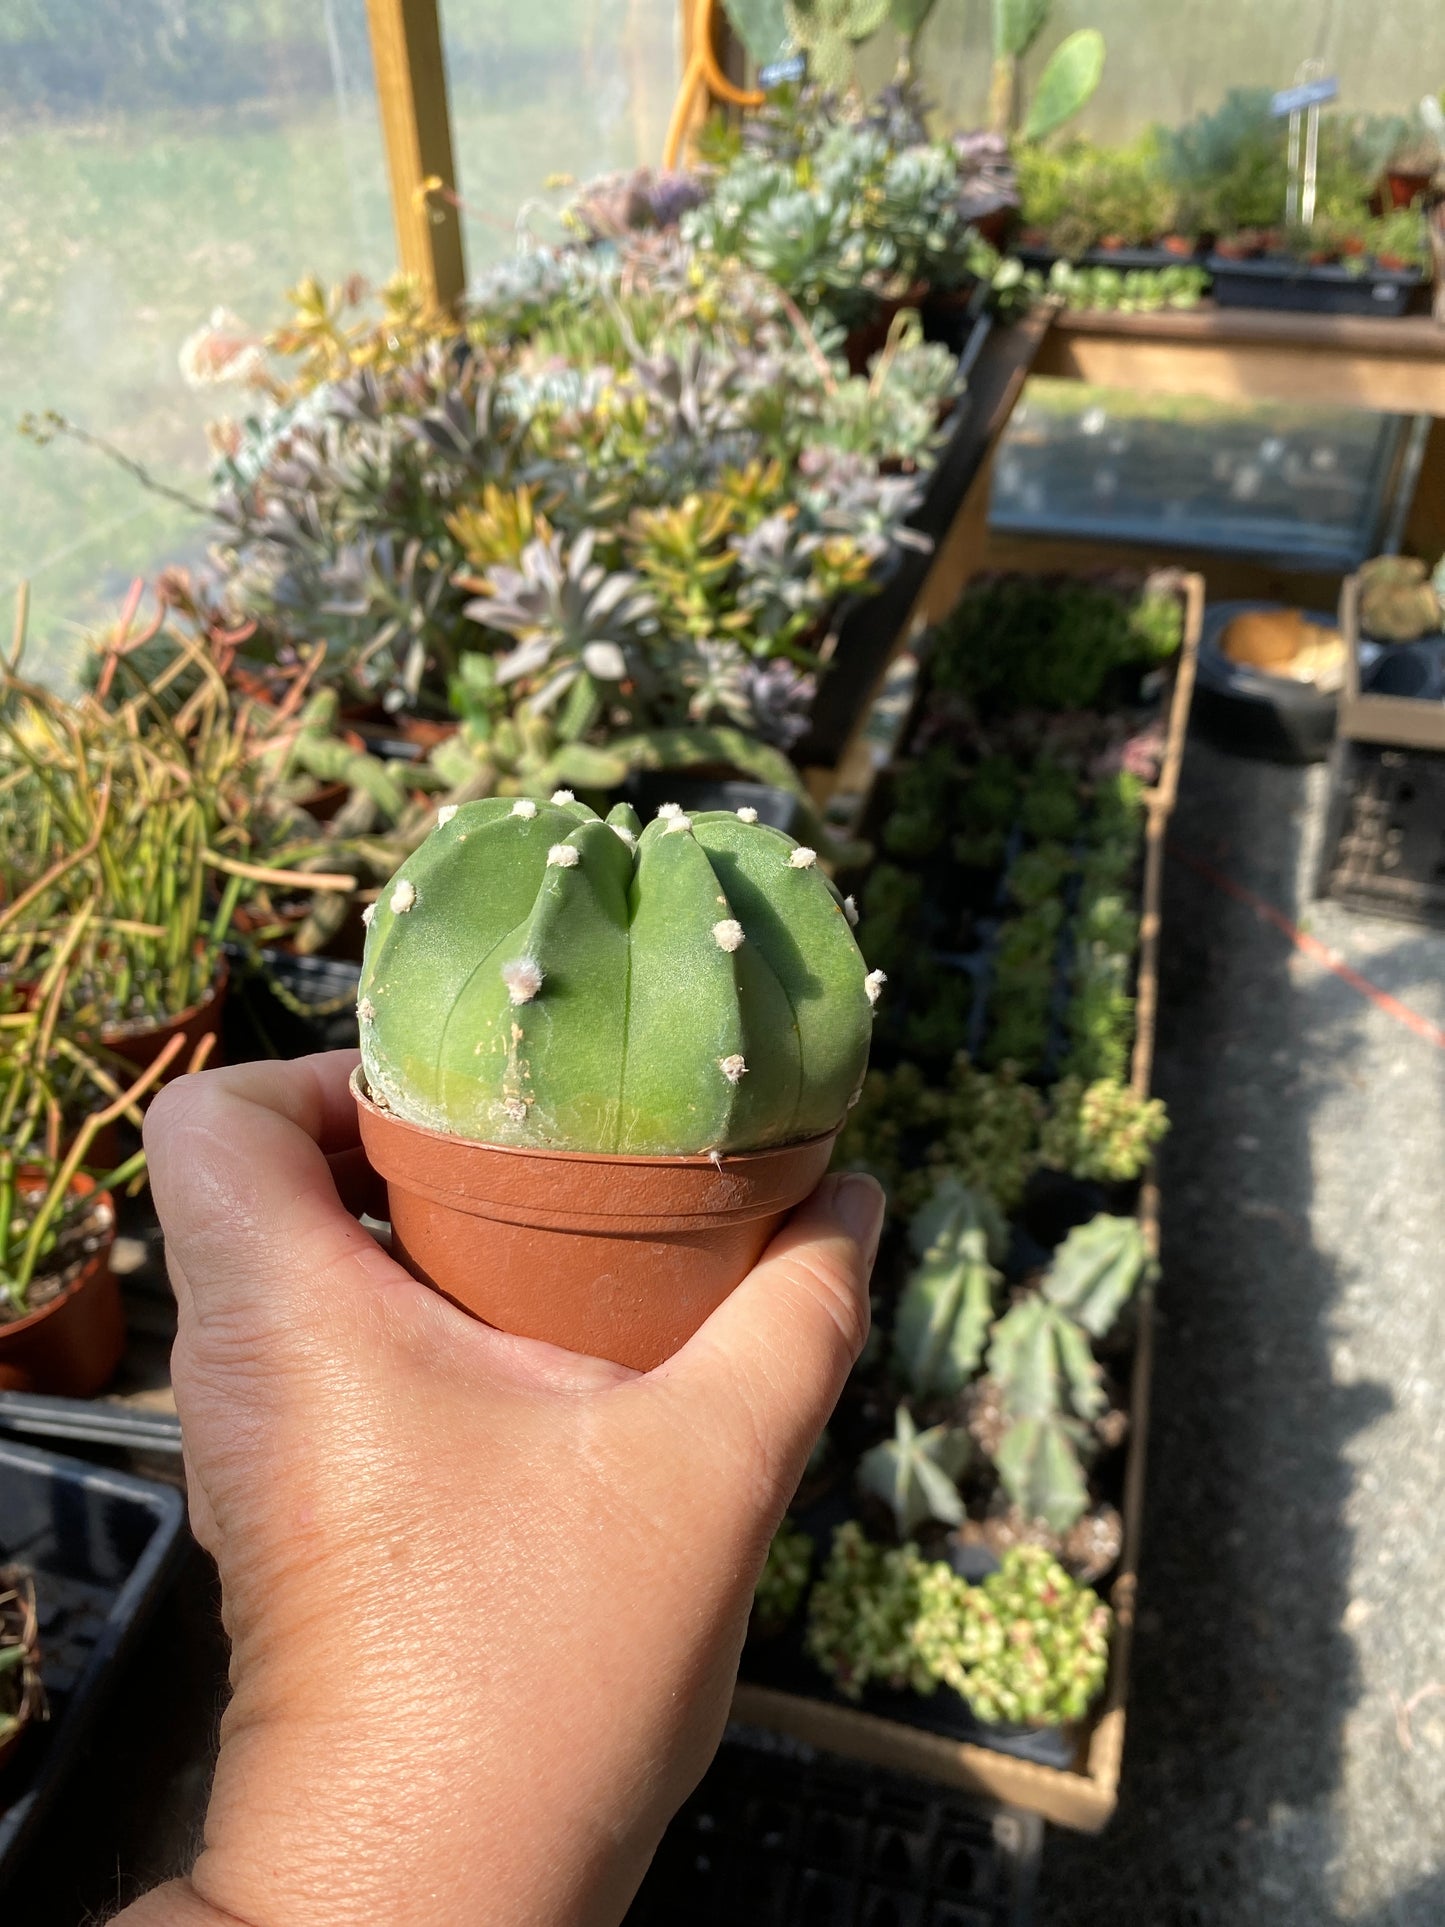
[1335, 566, 1445, 755]
[728, 576, 1200, 1831]
[1205, 252, 1424, 317]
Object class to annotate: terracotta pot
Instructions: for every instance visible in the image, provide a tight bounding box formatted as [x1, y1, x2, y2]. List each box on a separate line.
[0, 1174, 123, 1397]
[1161, 233, 1195, 257]
[102, 957, 229, 1078]
[398, 717, 458, 751]
[352, 1070, 838, 1371]
[1386, 169, 1432, 210]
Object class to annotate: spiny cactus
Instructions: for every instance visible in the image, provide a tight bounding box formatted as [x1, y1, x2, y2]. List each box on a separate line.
[892, 1177, 1007, 1398]
[986, 1292, 1103, 1532]
[858, 1403, 971, 1536]
[961, 1546, 1112, 1726]
[359, 796, 875, 1154]
[753, 1519, 814, 1636]
[1041, 1213, 1155, 1339]
[785, 0, 891, 92]
[992, 1413, 1090, 1534]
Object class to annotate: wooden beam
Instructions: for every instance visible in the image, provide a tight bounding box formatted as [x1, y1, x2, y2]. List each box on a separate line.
[1035, 309, 1445, 417]
[364, 0, 466, 309]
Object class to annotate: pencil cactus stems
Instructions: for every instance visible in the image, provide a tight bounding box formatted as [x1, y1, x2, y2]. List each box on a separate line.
[358, 797, 874, 1155]
[892, 1177, 1007, 1399]
[858, 1403, 971, 1537]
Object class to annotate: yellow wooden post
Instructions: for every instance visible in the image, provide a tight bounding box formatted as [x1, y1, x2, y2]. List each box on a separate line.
[364, 0, 466, 309]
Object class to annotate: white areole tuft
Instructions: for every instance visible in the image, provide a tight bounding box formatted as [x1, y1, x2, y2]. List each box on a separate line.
[712, 919, 745, 952]
[662, 814, 694, 835]
[843, 895, 859, 927]
[391, 878, 417, 914]
[502, 958, 544, 1005]
[719, 1054, 748, 1084]
[550, 789, 575, 805]
[865, 969, 887, 1006]
[547, 844, 580, 868]
[735, 806, 759, 823]
[437, 804, 458, 826]
[788, 847, 817, 870]
[512, 799, 538, 819]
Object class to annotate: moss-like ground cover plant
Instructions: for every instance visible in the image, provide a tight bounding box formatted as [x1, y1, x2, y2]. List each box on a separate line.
[359, 795, 880, 1155]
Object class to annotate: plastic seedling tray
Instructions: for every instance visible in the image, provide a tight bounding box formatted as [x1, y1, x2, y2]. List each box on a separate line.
[626, 1730, 1041, 1927]
[1205, 255, 1422, 316]
[0, 1441, 188, 1889]
[1316, 740, 1445, 928]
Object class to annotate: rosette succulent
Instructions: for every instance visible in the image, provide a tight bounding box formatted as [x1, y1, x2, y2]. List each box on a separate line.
[359, 795, 879, 1154]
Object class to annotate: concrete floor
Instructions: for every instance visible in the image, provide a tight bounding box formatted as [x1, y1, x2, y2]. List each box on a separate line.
[1038, 736, 1445, 1926]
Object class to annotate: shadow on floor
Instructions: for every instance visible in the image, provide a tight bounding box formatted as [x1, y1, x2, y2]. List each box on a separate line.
[1037, 738, 1425, 1926]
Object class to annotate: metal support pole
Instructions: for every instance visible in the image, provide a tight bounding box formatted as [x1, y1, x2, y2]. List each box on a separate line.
[364, 0, 466, 309]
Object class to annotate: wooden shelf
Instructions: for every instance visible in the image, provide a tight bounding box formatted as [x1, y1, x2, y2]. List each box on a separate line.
[1035, 303, 1445, 415]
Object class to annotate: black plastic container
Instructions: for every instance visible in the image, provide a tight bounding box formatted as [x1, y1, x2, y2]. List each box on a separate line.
[1014, 242, 1202, 274]
[626, 1731, 1041, 1927]
[1316, 740, 1445, 928]
[1206, 255, 1423, 316]
[222, 946, 362, 1062]
[1192, 600, 1341, 765]
[0, 1441, 187, 1887]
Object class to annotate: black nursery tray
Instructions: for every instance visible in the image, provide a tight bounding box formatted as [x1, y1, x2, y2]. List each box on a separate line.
[223, 944, 362, 1061]
[626, 1729, 1041, 1927]
[1013, 243, 1203, 274]
[1316, 740, 1445, 928]
[1205, 254, 1423, 316]
[0, 1441, 187, 1888]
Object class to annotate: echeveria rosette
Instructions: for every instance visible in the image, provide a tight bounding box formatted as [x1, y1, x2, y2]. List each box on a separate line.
[358, 795, 877, 1155]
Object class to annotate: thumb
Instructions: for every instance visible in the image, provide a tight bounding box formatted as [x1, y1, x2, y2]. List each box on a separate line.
[650, 1172, 884, 1516]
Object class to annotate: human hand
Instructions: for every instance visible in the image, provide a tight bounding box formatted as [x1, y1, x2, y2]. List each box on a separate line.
[118, 1050, 882, 1927]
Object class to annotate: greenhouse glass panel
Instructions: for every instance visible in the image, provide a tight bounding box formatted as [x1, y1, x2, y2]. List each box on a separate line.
[989, 380, 1405, 568]
[440, 0, 682, 276]
[0, 0, 393, 685]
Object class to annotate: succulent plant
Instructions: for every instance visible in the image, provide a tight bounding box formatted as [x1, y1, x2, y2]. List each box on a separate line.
[859, 1403, 972, 1537]
[893, 1177, 1007, 1399]
[359, 797, 876, 1155]
[1040, 1076, 1168, 1184]
[753, 1519, 814, 1635]
[1357, 555, 1443, 643]
[784, 0, 891, 94]
[959, 1546, 1112, 1726]
[1041, 1213, 1155, 1338]
[805, 1522, 934, 1699]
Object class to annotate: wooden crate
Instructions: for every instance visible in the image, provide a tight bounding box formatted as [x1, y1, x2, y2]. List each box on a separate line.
[1336, 571, 1445, 753]
[731, 580, 1202, 1833]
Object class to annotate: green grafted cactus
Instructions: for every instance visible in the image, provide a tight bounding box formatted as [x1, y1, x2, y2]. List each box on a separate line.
[358, 795, 877, 1155]
[893, 1177, 1008, 1399]
[858, 1404, 971, 1537]
[1041, 1213, 1154, 1339]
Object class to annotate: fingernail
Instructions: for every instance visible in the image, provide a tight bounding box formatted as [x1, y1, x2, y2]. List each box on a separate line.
[830, 1173, 885, 1269]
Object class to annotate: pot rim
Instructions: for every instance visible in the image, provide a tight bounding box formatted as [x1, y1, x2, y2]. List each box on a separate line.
[350, 1066, 840, 1171]
[0, 1172, 115, 1340]
[101, 952, 230, 1046]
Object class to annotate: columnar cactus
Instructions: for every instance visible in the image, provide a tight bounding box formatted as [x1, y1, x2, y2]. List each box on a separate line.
[892, 1176, 1007, 1398]
[858, 1403, 971, 1537]
[358, 795, 876, 1155]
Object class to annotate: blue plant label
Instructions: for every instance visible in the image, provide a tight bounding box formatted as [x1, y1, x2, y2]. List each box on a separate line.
[1270, 77, 1339, 117]
[760, 52, 808, 88]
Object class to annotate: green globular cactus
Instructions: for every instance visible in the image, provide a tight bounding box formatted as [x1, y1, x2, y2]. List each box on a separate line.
[753, 1519, 814, 1636]
[858, 1403, 971, 1537]
[893, 1177, 1007, 1399]
[961, 1546, 1112, 1726]
[358, 795, 876, 1155]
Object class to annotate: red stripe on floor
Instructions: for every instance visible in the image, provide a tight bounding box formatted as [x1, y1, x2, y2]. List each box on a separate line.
[1169, 844, 1445, 1052]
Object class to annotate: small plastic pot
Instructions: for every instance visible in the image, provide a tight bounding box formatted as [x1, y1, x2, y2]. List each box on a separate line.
[102, 958, 229, 1078]
[352, 1070, 838, 1371]
[0, 1175, 122, 1398]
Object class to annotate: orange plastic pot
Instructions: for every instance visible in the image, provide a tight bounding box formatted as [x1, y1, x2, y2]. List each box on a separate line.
[0, 1173, 123, 1398]
[103, 957, 229, 1078]
[352, 1070, 838, 1372]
